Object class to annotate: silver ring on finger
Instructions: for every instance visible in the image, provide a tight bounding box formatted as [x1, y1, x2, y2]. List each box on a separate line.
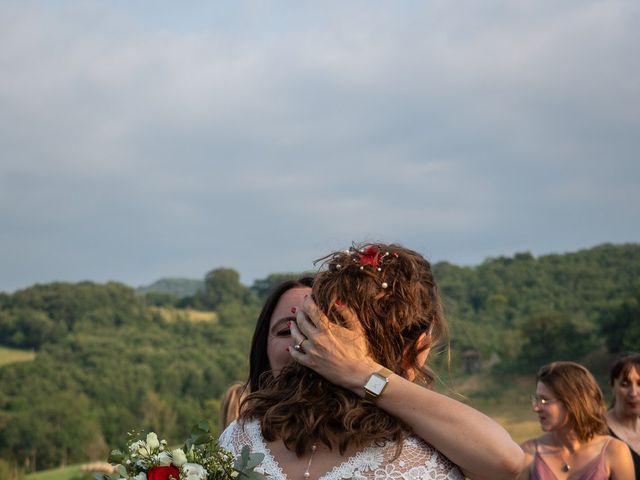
[294, 338, 307, 352]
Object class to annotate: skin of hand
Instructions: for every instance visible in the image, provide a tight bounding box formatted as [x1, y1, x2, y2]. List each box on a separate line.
[289, 296, 525, 480]
[289, 297, 378, 393]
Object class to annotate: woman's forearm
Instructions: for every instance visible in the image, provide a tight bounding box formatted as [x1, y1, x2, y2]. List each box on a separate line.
[374, 376, 524, 480]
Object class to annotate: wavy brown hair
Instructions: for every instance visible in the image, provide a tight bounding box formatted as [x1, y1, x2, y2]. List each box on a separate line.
[241, 243, 447, 456]
[536, 361, 608, 442]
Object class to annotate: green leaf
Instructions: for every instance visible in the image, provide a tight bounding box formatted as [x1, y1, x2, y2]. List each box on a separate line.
[191, 433, 213, 445]
[234, 446, 266, 478]
[190, 420, 211, 436]
[244, 451, 265, 470]
[107, 449, 124, 463]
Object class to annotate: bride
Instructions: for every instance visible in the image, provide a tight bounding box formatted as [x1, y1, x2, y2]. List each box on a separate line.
[220, 243, 463, 479]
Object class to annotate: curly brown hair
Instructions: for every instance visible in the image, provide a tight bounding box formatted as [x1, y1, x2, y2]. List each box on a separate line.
[536, 361, 608, 442]
[241, 243, 447, 457]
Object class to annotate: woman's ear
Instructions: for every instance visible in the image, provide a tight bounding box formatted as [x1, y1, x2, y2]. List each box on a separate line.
[403, 332, 431, 381]
[416, 332, 431, 366]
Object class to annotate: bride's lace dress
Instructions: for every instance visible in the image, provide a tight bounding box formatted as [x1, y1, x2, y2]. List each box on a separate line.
[219, 419, 464, 480]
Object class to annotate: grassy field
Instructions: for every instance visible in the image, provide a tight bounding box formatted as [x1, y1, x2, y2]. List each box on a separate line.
[148, 306, 218, 323]
[24, 465, 83, 480]
[0, 346, 36, 367]
[446, 371, 540, 443]
[472, 398, 540, 443]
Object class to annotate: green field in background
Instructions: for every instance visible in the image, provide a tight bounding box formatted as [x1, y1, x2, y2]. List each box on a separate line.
[0, 346, 35, 367]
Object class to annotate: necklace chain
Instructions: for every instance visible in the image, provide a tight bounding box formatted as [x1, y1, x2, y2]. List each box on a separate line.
[556, 449, 571, 473]
[303, 444, 317, 479]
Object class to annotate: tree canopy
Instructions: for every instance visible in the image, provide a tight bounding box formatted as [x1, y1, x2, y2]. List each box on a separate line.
[0, 243, 638, 475]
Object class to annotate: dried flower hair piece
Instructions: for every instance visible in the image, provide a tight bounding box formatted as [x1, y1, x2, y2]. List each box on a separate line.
[314, 243, 397, 290]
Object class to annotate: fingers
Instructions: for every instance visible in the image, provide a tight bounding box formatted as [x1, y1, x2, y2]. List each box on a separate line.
[289, 319, 306, 345]
[288, 320, 313, 365]
[288, 341, 310, 365]
[296, 297, 328, 337]
[302, 296, 329, 331]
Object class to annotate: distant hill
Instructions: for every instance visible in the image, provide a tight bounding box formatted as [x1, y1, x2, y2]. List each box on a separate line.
[1, 242, 639, 475]
[136, 277, 204, 298]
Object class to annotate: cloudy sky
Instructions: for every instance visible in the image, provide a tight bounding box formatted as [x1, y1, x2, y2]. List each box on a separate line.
[1, 1, 638, 292]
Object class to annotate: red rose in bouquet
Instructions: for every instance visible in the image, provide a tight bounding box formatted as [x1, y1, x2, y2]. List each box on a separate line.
[148, 465, 180, 480]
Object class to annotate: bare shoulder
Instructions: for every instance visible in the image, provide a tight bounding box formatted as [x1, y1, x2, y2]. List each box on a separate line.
[605, 436, 632, 458]
[519, 438, 538, 456]
[603, 435, 634, 479]
[517, 438, 539, 480]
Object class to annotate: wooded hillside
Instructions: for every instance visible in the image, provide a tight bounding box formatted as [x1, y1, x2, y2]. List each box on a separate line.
[0, 243, 638, 476]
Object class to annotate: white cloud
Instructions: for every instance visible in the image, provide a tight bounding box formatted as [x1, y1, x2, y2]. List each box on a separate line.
[0, 0, 638, 291]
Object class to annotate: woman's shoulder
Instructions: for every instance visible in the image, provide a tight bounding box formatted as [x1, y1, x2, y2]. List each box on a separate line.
[218, 418, 261, 453]
[601, 434, 632, 458]
[519, 435, 546, 455]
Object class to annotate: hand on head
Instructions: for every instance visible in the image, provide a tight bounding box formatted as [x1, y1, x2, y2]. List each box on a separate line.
[288, 296, 379, 395]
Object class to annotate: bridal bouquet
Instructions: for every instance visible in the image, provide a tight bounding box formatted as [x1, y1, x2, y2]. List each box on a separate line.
[93, 421, 264, 480]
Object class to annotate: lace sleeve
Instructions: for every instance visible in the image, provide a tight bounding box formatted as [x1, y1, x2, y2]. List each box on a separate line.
[218, 420, 240, 455]
[218, 420, 256, 458]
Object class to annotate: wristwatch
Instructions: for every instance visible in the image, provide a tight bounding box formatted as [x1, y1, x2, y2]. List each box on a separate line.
[363, 367, 393, 400]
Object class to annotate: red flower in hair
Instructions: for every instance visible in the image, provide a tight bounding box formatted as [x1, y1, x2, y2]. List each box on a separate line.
[358, 245, 381, 266]
[148, 466, 180, 480]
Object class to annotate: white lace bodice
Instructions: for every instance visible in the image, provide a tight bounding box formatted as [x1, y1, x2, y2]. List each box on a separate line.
[219, 419, 464, 480]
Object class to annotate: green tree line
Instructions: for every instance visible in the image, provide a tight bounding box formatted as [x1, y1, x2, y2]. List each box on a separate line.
[0, 243, 639, 476]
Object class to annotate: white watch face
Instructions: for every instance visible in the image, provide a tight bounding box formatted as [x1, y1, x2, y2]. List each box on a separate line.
[365, 373, 388, 395]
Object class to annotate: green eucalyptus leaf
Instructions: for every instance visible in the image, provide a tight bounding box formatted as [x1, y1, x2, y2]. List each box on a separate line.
[191, 420, 210, 436]
[244, 451, 264, 470]
[233, 445, 251, 471]
[107, 449, 124, 463]
[192, 433, 213, 445]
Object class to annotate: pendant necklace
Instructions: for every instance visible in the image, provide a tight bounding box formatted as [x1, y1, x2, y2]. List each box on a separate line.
[303, 444, 317, 479]
[558, 450, 571, 473]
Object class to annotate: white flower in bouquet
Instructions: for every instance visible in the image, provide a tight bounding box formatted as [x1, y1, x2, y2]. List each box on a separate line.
[171, 448, 188, 467]
[146, 432, 160, 450]
[156, 451, 172, 466]
[182, 462, 207, 480]
[108, 421, 266, 480]
[129, 440, 145, 453]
